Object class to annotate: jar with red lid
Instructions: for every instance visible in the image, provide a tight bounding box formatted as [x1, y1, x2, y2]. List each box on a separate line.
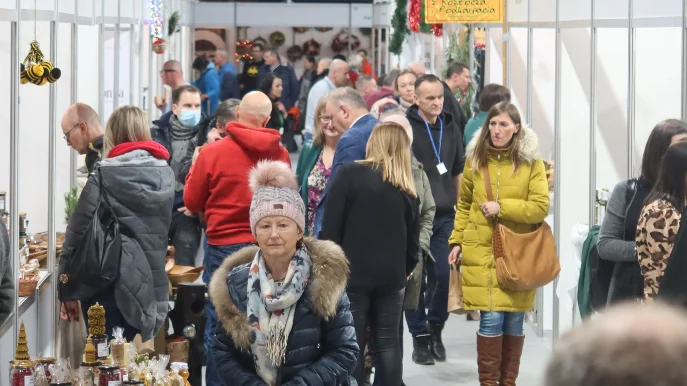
[10, 361, 36, 386]
[98, 365, 121, 386]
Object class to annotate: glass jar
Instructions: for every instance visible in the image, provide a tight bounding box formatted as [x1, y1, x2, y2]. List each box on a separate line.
[79, 362, 101, 386]
[170, 363, 189, 386]
[92, 335, 109, 361]
[10, 361, 36, 386]
[34, 358, 56, 379]
[98, 365, 121, 386]
[122, 381, 143, 386]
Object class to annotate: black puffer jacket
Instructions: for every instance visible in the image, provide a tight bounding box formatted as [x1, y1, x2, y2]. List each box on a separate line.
[209, 238, 358, 386]
[58, 143, 174, 341]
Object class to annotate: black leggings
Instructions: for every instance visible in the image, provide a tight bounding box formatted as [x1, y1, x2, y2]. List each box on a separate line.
[348, 286, 405, 386]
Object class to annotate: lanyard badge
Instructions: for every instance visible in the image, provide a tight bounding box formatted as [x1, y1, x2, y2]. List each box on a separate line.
[419, 111, 447, 175]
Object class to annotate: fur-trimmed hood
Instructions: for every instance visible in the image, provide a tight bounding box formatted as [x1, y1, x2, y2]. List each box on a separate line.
[208, 238, 349, 351]
[465, 125, 541, 165]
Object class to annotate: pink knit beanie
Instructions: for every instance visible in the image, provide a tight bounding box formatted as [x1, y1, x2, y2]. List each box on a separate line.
[249, 160, 306, 236]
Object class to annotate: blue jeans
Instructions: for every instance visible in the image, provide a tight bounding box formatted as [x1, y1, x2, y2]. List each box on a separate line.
[405, 213, 454, 334]
[479, 311, 525, 336]
[204, 241, 252, 386]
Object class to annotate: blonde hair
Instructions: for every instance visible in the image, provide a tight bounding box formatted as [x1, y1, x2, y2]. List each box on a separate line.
[470, 101, 524, 174]
[102, 105, 152, 158]
[312, 96, 329, 147]
[358, 122, 416, 197]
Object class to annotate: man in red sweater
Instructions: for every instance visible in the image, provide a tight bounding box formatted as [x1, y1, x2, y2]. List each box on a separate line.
[183, 91, 290, 386]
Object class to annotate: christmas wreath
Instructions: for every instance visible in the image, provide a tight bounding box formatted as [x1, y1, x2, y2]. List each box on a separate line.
[302, 39, 321, 56]
[315, 27, 332, 32]
[331, 30, 360, 53]
[293, 27, 310, 33]
[252, 36, 268, 47]
[287, 45, 304, 62]
[269, 31, 286, 47]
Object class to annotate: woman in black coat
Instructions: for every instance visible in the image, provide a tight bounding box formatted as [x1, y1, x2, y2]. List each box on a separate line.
[209, 161, 358, 386]
[260, 73, 298, 152]
[319, 121, 420, 386]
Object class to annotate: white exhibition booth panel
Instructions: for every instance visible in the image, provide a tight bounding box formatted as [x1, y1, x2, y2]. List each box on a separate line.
[485, 0, 687, 337]
[0, 2, 192, 383]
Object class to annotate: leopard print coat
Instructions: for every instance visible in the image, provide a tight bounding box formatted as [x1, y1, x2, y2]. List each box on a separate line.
[636, 198, 682, 301]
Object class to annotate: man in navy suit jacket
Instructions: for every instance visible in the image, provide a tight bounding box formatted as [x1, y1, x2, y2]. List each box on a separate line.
[312, 87, 379, 237]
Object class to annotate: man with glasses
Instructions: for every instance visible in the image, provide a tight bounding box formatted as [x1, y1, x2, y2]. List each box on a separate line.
[157, 60, 188, 114]
[60, 103, 104, 175]
[240, 43, 264, 97]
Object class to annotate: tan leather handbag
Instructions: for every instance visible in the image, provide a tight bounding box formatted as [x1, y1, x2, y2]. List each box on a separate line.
[482, 166, 560, 291]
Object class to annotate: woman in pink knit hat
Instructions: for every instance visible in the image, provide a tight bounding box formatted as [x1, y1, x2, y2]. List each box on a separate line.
[208, 160, 358, 386]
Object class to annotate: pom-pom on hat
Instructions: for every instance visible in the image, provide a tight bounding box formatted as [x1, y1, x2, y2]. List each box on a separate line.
[249, 160, 305, 236]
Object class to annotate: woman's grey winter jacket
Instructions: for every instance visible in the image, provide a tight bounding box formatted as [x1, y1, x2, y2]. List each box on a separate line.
[404, 156, 436, 311]
[58, 149, 174, 341]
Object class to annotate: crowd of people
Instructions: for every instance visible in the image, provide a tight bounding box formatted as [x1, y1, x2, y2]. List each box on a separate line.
[45, 43, 687, 386]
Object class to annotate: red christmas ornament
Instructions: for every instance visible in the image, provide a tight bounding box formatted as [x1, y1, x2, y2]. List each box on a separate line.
[408, 0, 421, 33]
[152, 38, 166, 55]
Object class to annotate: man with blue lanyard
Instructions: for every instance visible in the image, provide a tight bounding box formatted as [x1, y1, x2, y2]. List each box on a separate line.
[405, 74, 465, 365]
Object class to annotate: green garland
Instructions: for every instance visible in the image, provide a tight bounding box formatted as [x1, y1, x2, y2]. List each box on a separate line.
[389, 0, 409, 55]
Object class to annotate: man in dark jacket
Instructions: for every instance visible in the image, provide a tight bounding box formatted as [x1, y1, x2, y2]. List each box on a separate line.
[240, 43, 265, 97]
[311, 87, 379, 238]
[257, 49, 300, 110]
[60, 103, 104, 175]
[405, 74, 465, 365]
[151, 84, 209, 267]
[0, 219, 13, 325]
[443, 62, 471, 137]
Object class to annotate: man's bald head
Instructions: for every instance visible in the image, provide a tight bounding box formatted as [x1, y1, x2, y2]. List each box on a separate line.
[61, 103, 103, 154]
[545, 302, 687, 386]
[236, 92, 273, 128]
[408, 62, 425, 76]
[161, 60, 185, 88]
[328, 59, 350, 87]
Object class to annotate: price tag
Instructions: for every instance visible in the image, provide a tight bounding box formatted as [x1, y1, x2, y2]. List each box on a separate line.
[108, 382, 121, 386]
[25, 376, 35, 386]
[97, 342, 108, 358]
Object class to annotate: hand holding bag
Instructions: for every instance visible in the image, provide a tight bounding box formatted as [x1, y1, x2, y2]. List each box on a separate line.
[483, 166, 559, 291]
[62, 171, 122, 291]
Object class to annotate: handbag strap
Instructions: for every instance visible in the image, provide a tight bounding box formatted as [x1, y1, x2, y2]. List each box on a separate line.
[482, 166, 494, 202]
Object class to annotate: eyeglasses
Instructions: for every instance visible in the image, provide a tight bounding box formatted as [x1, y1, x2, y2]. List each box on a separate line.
[318, 115, 333, 123]
[63, 123, 79, 142]
[159, 69, 176, 74]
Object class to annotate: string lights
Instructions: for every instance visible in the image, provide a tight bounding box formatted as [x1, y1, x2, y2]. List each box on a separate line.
[235, 40, 253, 63]
[148, 0, 164, 40]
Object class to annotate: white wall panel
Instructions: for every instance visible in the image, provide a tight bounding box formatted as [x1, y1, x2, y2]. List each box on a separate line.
[633, 28, 682, 174]
[559, 0, 591, 21]
[509, 28, 528, 120]
[77, 0, 93, 20]
[20, 0, 54, 11]
[595, 28, 629, 189]
[595, 0, 629, 20]
[487, 28, 504, 86]
[507, 0, 528, 23]
[58, 0, 75, 15]
[633, 0, 682, 18]
[0, 0, 15, 10]
[530, 0, 556, 22]
[55, 22, 73, 232]
[0, 22, 10, 201]
[558, 27, 592, 334]
[530, 29, 555, 159]
[18, 20, 51, 233]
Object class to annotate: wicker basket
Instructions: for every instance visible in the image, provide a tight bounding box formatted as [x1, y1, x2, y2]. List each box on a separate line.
[18, 275, 38, 297]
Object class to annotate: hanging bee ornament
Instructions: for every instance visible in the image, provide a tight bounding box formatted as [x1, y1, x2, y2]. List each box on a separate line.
[19, 41, 61, 86]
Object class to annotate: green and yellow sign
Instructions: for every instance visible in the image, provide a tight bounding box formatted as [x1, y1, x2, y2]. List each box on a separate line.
[425, 0, 504, 24]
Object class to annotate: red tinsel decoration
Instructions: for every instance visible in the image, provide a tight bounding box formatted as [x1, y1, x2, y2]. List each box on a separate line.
[431, 24, 443, 37]
[408, 0, 421, 33]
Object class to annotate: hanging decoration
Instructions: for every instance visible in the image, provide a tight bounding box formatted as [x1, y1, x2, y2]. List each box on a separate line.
[293, 27, 310, 33]
[315, 27, 332, 32]
[331, 30, 361, 53]
[302, 39, 321, 56]
[253, 36, 268, 48]
[286, 45, 304, 62]
[152, 38, 166, 54]
[409, 0, 443, 37]
[168, 11, 180, 36]
[148, 0, 164, 40]
[20, 41, 61, 86]
[269, 31, 286, 47]
[235, 40, 254, 62]
[390, 0, 409, 55]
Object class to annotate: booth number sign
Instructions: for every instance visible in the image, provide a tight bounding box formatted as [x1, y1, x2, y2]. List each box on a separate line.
[425, 0, 504, 24]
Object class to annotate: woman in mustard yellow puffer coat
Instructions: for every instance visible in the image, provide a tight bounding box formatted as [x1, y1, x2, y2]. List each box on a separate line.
[447, 102, 549, 386]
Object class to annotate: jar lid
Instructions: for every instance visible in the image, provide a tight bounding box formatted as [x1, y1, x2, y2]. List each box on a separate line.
[11, 360, 34, 369]
[122, 381, 144, 385]
[36, 357, 56, 363]
[49, 383, 72, 386]
[80, 361, 101, 367]
[98, 365, 120, 371]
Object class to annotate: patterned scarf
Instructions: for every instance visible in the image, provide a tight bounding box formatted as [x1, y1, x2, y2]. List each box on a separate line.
[246, 246, 312, 386]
